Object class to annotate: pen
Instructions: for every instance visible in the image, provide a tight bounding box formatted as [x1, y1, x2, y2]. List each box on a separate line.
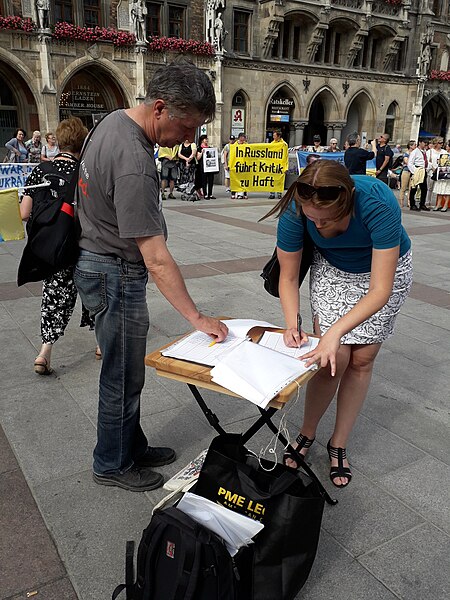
[297, 312, 302, 338]
[208, 339, 217, 347]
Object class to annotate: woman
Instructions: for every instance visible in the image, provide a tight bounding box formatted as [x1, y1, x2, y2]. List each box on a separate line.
[26, 130, 43, 163]
[41, 131, 60, 162]
[399, 140, 415, 207]
[432, 141, 450, 212]
[20, 117, 99, 374]
[177, 139, 196, 187]
[5, 128, 28, 162]
[263, 160, 412, 488]
[195, 134, 216, 200]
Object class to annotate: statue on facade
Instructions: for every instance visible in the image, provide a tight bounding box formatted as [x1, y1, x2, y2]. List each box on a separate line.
[416, 24, 434, 78]
[206, 0, 225, 47]
[130, 0, 147, 43]
[214, 12, 227, 53]
[36, 0, 50, 30]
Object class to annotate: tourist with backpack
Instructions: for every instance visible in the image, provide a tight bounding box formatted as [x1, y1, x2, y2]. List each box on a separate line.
[18, 117, 99, 374]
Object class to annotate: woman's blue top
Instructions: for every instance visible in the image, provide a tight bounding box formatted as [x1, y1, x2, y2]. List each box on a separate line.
[277, 175, 411, 274]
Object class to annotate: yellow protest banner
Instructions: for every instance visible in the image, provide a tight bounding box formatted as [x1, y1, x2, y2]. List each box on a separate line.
[0, 188, 24, 241]
[229, 142, 288, 193]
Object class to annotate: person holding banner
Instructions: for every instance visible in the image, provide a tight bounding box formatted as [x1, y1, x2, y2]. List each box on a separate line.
[262, 160, 412, 488]
[269, 130, 288, 200]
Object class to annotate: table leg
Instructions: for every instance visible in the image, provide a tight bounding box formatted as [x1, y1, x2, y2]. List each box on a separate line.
[187, 384, 227, 436]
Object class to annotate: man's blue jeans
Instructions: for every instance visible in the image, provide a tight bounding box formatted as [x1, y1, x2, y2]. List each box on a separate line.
[74, 250, 149, 475]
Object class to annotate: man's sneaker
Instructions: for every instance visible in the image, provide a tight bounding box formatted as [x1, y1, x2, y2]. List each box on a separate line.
[268, 193, 275, 199]
[93, 465, 164, 492]
[168, 193, 175, 199]
[135, 446, 176, 468]
[161, 192, 166, 200]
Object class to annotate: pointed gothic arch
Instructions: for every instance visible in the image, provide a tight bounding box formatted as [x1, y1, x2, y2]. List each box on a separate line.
[342, 89, 376, 143]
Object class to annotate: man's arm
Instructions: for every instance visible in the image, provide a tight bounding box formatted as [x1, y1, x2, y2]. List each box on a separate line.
[136, 235, 228, 340]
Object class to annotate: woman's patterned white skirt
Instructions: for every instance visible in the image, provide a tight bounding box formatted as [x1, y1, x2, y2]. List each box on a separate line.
[309, 249, 413, 345]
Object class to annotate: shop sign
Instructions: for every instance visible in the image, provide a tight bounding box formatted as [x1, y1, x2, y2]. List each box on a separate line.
[231, 108, 245, 136]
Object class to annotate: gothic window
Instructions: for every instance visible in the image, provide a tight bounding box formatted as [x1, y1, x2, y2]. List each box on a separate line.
[233, 11, 249, 53]
[84, 0, 100, 27]
[385, 102, 397, 140]
[394, 39, 407, 72]
[432, 0, 441, 16]
[168, 5, 184, 38]
[272, 14, 313, 62]
[55, 0, 73, 23]
[146, 3, 161, 36]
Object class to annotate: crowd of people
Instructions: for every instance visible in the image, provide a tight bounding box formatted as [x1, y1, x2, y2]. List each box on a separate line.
[4, 129, 60, 163]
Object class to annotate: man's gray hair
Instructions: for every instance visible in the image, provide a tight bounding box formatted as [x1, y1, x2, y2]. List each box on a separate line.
[347, 131, 359, 147]
[145, 60, 216, 123]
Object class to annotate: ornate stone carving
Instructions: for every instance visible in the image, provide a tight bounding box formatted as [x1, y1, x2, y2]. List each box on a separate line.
[117, 0, 130, 31]
[416, 23, 434, 80]
[130, 0, 147, 43]
[36, 0, 50, 30]
[307, 24, 328, 63]
[346, 29, 368, 68]
[262, 18, 283, 59]
[331, 0, 363, 8]
[383, 36, 405, 71]
[372, 1, 401, 16]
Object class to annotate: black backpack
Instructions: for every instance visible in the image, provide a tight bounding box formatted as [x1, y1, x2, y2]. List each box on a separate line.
[17, 160, 80, 285]
[112, 506, 240, 600]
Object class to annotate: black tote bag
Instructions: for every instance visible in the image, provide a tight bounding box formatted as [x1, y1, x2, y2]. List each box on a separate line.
[261, 210, 314, 298]
[194, 434, 325, 600]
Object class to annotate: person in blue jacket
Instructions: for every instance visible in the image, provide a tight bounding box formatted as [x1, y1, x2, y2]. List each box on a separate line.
[263, 159, 412, 488]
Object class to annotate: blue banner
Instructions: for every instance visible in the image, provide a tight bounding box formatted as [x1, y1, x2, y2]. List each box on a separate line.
[296, 151, 376, 175]
[0, 163, 39, 190]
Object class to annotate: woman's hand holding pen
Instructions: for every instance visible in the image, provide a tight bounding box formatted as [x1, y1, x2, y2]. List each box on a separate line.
[283, 327, 309, 348]
[301, 329, 341, 377]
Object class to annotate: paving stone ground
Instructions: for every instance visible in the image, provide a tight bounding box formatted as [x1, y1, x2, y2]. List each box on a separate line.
[1, 186, 449, 600]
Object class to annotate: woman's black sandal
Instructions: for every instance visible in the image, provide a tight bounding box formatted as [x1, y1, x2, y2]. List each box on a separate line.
[327, 439, 352, 488]
[283, 433, 315, 468]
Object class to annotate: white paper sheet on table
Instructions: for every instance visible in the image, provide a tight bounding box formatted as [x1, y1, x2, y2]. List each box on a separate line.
[161, 319, 279, 367]
[177, 492, 264, 556]
[258, 331, 320, 358]
[210, 340, 311, 408]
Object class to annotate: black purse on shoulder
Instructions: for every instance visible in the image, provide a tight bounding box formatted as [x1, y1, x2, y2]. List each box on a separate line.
[261, 210, 314, 297]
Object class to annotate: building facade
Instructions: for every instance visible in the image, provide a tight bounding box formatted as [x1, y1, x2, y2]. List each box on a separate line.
[0, 0, 449, 150]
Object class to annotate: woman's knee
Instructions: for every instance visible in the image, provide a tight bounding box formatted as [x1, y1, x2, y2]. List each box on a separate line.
[348, 345, 381, 372]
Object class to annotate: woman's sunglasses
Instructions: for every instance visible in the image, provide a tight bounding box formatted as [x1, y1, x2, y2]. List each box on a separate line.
[296, 182, 344, 201]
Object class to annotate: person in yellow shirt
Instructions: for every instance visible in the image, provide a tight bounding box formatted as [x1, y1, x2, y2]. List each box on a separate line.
[269, 130, 288, 200]
[158, 145, 179, 199]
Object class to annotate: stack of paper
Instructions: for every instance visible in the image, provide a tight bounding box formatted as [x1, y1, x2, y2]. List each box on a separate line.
[211, 340, 314, 408]
[163, 449, 208, 491]
[259, 331, 320, 358]
[177, 492, 264, 556]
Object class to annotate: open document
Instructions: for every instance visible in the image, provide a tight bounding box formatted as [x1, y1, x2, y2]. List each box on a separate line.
[258, 331, 320, 358]
[161, 319, 279, 367]
[211, 340, 317, 408]
[177, 492, 264, 556]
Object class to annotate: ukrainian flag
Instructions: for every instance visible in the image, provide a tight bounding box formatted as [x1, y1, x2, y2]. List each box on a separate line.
[0, 188, 24, 241]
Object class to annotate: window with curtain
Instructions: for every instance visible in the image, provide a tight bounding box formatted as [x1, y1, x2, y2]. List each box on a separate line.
[233, 11, 249, 53]
[168, 5, 184, 38]
[146, 2, 161, 37]
[55, 0, 73, 23]
[84, 0, 101, 27]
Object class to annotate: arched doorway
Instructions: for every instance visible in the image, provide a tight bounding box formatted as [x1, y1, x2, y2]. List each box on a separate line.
[342, 91, 374, 144]
[266, 86, 295, 144]
[420, 95, 448, 139]
[304, 97, 326, 146]
[59, 67, 128, 127]
[0, 62, 39, 147]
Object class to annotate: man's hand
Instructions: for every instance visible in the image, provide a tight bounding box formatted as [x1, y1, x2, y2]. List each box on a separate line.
[191, 314, 229, 343]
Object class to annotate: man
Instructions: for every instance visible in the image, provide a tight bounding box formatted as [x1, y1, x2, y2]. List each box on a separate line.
[231, 132, 248, 199]
[344, 131, 375, 175]
[306, 135, 326, 153]
[373, 133, 393, 184]
[158, 145, 179, 199]
[269, 129, 288, 200]
[407, 137, 430, 211]
[327, 138, 340, 152]
[222, 134, 235, 192]
[75, 62, 228, 492]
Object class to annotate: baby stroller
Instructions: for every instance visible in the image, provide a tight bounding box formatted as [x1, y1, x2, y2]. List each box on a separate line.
[178, 162, 198, 202]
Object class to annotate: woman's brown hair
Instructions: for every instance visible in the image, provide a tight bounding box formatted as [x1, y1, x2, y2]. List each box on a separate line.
[55, 117, 88, 154]
[261, 159, 355, 221]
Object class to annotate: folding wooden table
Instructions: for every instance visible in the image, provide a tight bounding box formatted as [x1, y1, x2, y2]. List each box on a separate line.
[145, 325, 336, 505]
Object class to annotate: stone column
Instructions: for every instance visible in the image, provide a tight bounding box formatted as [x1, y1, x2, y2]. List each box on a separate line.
[292, 121, 308, 146]
[37, 32, 57, 131]
[332, 123, 344, 147]
[135, 42, 147, 100]
[410, 79, 426, 142]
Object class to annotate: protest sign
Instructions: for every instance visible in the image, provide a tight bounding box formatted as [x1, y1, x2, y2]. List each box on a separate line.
[229, 142, 288, 192]
[296, 151, 376, 176]
[0, 163, 38, 191]
[203, 147, 219, 173]
[0, 188, 24, 241]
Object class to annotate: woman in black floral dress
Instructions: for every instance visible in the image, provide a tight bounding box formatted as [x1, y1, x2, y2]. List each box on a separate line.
[20, 117, 99, 375]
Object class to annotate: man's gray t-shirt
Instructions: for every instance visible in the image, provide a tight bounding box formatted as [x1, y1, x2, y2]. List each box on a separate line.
[77, 110, 166, 263]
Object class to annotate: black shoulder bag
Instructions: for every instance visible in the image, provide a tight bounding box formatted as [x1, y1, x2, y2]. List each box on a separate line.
[260, 210, 314, 297]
